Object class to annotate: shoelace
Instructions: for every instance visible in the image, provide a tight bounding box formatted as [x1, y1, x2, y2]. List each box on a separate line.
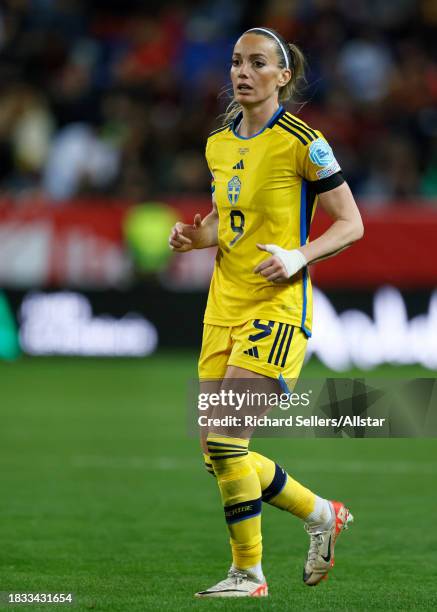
[227, 569, 249, 586]
[304, 525, 329, 563]
[210, 570, 248, 591]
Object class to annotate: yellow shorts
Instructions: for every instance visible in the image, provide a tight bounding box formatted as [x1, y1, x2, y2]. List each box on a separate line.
[198, 319, 308, 390]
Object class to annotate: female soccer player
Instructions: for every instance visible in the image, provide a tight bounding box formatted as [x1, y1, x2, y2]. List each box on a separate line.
[169, 27, 363, 598]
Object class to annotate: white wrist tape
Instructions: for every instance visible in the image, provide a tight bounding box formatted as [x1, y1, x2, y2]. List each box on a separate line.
[264, 245, 307, 278]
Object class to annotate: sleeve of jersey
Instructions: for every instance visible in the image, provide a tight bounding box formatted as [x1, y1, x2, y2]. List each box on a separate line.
[205, 139, 215, 194]
[296, 131, 345, 194]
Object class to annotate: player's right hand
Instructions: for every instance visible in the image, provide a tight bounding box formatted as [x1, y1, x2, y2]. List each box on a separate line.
[168, 214, 202, 252]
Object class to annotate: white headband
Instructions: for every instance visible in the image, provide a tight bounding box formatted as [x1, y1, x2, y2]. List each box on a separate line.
[245, 28, 289, 70]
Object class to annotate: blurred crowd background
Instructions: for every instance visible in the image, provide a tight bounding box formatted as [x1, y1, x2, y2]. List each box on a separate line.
[0, 0, 436, 206]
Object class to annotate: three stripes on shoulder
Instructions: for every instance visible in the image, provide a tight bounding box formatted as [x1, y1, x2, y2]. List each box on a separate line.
[276, 113, 318, 146]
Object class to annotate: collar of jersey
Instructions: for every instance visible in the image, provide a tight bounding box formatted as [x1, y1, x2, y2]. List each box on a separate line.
[231, 105, 284, 140]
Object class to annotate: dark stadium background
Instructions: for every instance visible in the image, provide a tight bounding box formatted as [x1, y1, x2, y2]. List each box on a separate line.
[0, 1, 436, 610]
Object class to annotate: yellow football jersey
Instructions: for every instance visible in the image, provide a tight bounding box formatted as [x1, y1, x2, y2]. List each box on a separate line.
[204, 105, 344, 336]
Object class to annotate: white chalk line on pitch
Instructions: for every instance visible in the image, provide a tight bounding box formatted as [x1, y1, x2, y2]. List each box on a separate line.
[69, 455, 437, 475]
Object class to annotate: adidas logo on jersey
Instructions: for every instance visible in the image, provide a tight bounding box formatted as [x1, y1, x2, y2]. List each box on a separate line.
[243, 346, 259, 358]
[232, 159, 245, 169]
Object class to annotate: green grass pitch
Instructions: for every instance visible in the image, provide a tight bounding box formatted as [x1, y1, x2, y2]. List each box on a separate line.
[1, 353, 436, 611]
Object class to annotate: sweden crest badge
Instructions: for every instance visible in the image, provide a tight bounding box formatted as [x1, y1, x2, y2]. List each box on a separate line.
[227, 176, 241, 205]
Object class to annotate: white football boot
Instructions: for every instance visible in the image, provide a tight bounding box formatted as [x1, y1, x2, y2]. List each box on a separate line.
[195, 568, 268, 598]
[303, 500, 353, 586]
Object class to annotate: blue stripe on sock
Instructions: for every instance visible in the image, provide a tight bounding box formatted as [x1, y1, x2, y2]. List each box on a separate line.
[224, 498, 262, 524]
[210, 452, 249, 460]
[207, 441, 248, 449]
[262, 464, 287, 502]
[226, 511, 261, 524]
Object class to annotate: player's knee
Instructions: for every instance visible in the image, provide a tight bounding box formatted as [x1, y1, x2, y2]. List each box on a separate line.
[206, 432, 251, 479]
[202, 452, 215, 477]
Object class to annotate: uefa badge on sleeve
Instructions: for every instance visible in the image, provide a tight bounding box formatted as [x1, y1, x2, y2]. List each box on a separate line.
[309, 138, 335, 167]
[309, 138, 340, 178]
[227, 176, 241, 205]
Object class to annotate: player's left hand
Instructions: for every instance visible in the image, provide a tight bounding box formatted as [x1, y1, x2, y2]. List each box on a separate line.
[254, 244, 307, 282]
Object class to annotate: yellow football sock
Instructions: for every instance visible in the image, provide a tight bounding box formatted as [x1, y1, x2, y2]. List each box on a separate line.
[207, 434, 262, 570]
[203, 450, 315, 519]
[203, 453, 215, 476]
[250, 451, 315, 519]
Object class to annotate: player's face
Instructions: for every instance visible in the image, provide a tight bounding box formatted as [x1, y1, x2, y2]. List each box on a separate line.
[231, 33, 290, 107]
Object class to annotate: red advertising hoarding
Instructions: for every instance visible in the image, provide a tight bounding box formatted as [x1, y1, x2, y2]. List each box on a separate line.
[0, 198, 435, 289]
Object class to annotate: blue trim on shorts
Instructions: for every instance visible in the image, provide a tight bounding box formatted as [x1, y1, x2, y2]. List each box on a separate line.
[299, 181, 312, 338]
[278, 373, 291, 395]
